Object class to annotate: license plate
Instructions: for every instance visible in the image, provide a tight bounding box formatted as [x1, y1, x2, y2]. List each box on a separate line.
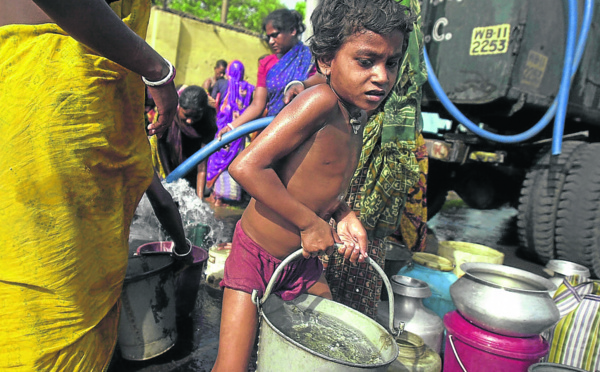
[470, 24, 511, 56]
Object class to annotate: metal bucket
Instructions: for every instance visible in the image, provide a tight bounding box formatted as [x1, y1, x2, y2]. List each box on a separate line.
[118, 254, 177, 360]
[253, 249, 401, 371]
[528, 362, 588, 372]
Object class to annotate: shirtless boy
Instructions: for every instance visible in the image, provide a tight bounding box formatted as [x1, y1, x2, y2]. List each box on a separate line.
[212, 1, 414, 371]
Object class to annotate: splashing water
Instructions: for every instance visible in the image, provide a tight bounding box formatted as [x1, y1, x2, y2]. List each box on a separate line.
[129, 179, 227, 249]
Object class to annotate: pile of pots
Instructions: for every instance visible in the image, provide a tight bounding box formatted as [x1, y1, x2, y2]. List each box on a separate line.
[444, 262, 560, 372]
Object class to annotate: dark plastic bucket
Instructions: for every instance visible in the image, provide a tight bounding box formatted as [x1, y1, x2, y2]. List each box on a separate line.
[444, 311, 549, 372]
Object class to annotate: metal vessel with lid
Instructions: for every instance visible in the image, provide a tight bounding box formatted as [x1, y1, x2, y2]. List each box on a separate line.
[378, 275, 444, 353]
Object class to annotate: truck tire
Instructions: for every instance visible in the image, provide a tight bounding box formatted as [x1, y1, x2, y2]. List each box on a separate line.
[517, 141, 586, 263]
[555, 143, 600, 278]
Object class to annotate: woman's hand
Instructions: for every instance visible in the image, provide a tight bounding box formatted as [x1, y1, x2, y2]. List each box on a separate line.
[147, 83, 178, 137]
[335, 208, 368, 263]
[283, 82, 305, 105]
[217, 124, 232, 140]
[300, 217, 339, 259]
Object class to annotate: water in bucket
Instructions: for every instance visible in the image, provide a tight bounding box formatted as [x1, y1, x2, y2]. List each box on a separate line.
[272, 303, 385, 365]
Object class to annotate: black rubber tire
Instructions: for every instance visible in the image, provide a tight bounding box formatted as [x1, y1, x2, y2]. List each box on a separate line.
[555, 143, 600, 278]
[517, 141, 586, 263]
[427, 159, 452, 220]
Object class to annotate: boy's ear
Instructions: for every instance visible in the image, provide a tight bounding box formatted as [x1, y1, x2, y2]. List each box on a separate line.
[317, 57, 332, 76]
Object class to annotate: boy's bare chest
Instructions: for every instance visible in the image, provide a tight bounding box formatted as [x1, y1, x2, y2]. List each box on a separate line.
[284, 124, 363, 181]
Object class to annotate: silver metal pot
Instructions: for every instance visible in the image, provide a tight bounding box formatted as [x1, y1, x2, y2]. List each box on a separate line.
[450, 262, 559, 337]
[544, 260, 590, 297]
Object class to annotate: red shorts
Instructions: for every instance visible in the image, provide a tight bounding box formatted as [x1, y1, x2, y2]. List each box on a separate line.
[220, 221, 323, 301]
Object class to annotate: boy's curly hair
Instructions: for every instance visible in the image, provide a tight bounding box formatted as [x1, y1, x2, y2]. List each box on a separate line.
[310, 0, 415, 69]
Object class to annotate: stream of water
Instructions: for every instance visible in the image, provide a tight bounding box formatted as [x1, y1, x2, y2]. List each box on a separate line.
[128, 179, 230, 253]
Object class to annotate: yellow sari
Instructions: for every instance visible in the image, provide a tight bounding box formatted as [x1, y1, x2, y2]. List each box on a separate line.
[0, 1, 153, 370]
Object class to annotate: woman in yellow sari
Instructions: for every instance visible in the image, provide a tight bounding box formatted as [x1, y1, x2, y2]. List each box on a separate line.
[0, 0, 178, 370]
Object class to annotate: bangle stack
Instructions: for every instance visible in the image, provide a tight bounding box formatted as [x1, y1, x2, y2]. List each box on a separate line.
[283, 80, 304, 95]
[142, 59, 176, 87]
[172, 238, 193, 259]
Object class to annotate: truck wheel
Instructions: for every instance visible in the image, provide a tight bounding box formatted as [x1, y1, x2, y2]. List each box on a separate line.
[517, 141, 586, 263]
[555, 143, 600, 278]
[427, 159, 452, 220]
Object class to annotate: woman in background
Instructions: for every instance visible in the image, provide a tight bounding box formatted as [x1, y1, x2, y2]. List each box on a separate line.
[206, 60, 255, 206]
[216, 8, 314, 139]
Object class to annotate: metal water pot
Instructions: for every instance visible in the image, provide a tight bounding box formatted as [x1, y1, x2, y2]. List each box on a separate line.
[378, 275, 444, 354]
[543, 260, 590, 297]
[450, 262, 559, 337]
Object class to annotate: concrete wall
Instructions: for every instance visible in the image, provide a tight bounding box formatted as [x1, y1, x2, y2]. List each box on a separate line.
[146, 8, 272, 87]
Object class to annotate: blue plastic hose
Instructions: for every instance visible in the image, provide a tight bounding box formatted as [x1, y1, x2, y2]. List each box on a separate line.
[165, 116, 275, 183]
[423, 0, 593, 154]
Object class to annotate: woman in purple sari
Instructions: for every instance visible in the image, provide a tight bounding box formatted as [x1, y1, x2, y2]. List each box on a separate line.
[216, 9, 315, 140]
[206, 60, 255, 205]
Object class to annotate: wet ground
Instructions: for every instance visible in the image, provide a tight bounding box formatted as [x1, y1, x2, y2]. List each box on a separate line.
[109, 194, 546, 372]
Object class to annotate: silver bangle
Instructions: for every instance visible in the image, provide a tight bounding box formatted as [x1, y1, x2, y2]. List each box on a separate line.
[172, 238, 193, 258]
[284, 80, 304, 96]
[227, 123, 235, 130]
[142, 59, 175, 87]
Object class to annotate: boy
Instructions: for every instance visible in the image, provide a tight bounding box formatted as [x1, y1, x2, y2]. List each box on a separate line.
[212, 1, 414, 371]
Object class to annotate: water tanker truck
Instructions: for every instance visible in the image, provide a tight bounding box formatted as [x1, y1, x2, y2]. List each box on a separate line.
[420, 0, 600, 277]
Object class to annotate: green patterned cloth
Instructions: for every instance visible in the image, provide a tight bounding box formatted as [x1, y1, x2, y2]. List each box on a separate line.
[356, 0, 427, 240]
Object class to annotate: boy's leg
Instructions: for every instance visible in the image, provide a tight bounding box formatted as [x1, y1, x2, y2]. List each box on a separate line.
[212, 288, 258, 372]
[307, 271, 333, 300]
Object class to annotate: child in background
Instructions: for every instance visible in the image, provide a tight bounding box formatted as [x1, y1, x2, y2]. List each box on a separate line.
[211, 0, 414, 371]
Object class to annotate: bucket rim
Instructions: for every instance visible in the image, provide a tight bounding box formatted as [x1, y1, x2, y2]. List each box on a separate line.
[124, 255, 175, 283]
[460, 262, 557, 294]
[439, 240, 505, 258]
[260, 293, 399, 368]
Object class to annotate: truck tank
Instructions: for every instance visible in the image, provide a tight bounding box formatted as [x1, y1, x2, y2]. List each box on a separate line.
[420, 0, 600, 277]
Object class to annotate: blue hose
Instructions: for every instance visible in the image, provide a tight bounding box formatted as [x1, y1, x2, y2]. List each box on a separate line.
[424, 0, 593, 153]
[165, 116, 275, 183]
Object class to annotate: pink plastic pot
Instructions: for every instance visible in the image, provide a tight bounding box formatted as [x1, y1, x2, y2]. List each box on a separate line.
[443, 311, 549, 372]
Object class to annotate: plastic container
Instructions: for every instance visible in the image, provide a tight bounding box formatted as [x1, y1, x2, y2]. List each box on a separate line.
[205, 244, 231, 291]
[189, 223, 211, 249]
[397, 252, 458, 320]
[444, 311, 549, 372]
[437, 241, 505, 277]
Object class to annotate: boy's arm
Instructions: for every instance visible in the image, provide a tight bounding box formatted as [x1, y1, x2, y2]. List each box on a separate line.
[332, 203, 368, 263]
[229, 85, 340, 258]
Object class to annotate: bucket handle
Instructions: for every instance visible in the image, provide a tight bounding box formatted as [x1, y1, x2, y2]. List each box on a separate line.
[448, 335, 468, 372]
[251, 247, 403, 337]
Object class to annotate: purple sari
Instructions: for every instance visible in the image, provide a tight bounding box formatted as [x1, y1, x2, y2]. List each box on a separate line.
[206, 61, 255, 184]
[266, 41, 313, 116]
